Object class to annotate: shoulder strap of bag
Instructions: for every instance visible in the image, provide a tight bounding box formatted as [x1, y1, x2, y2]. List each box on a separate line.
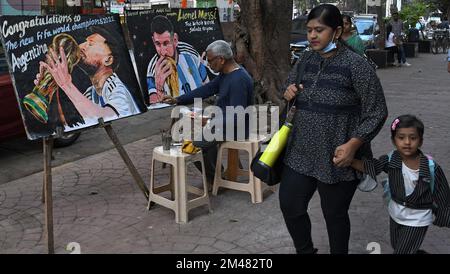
[426, 154, 435, 193]
[294, 51, 311, 88]
[387, 150, 394, 161]
[285, 51, 312, 116]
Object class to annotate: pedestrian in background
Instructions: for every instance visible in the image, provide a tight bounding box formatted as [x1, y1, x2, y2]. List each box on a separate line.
[341, 14, 366, 56]
[390, 11, 411, 67]
[280, 4, 388, 254]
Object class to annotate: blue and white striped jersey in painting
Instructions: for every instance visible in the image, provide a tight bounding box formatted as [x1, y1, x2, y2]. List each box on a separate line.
[83, 73, 140, 117]
[146, 42, 208, 98]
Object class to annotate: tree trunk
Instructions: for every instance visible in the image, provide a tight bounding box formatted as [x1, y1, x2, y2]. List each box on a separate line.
[234, 0, 293, 106]
[377, 5, 385, 50]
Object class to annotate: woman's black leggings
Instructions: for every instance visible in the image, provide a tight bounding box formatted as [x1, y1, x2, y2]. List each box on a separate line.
[279, 165, 358, 254]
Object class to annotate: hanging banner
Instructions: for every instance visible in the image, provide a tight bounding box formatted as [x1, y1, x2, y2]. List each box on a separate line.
[126, 8, 224, 108]
[0, 14, 146, 140]
[1, 0, 41, 15]
[66, 0, 81, 6]
[366, 0, 381, 7]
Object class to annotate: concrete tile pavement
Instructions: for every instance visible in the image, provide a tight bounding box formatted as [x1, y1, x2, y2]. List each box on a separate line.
[0, 135, 290, 254]
[1, 53, 450, 254]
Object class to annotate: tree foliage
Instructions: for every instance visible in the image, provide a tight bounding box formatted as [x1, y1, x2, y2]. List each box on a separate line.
[429, 0, 450, 11]
[399, 0, 432, 29]
[429, 0, 450, 19]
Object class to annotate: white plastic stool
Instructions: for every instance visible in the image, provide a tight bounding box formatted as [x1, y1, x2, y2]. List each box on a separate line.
[212, 138, 274, 203]
[148, 146, 211, 223]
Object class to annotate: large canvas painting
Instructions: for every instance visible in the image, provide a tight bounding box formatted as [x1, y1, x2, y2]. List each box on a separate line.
[126, 8, 224, 108]
[0, 14, 146, 140]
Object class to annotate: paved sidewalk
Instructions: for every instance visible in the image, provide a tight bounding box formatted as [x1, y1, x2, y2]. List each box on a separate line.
[1, 53, 450, 254]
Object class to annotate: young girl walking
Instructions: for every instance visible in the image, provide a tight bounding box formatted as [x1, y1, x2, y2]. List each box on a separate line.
[351, 115, 450, 254]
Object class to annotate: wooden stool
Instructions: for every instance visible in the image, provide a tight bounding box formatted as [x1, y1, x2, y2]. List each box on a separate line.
[212, 138, 273, 203]
[148, 146, 211, 224]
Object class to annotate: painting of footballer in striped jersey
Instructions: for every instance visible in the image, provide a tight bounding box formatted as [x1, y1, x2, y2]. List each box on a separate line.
[0, 15, 146, 140]
[147, 15, 209, 104]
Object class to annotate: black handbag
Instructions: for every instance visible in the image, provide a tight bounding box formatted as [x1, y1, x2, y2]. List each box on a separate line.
[251, 146, 287, 186]
[250, 53, 310, 186]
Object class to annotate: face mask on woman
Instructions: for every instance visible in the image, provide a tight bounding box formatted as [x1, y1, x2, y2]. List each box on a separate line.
[321, 31, 337, 53]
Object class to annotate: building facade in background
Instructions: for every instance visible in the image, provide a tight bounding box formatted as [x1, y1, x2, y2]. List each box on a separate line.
[0, 0, 237, 22]
[195, 0, 236, 22]
[0, 0, 107, 15]
[0, 0, 41, 15]
[385, 0, 402, 17]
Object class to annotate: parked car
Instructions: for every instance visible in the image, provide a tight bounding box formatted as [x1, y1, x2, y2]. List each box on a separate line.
[0, 46, 81, 147]
[291, 15, 308, 44]
[290, 15, 309, 65]
[354, 14, 379, 49]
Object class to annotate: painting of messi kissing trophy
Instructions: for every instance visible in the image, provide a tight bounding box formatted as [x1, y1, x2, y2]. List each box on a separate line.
[0, 15, 146, 140]
[23, 33, 82, 125]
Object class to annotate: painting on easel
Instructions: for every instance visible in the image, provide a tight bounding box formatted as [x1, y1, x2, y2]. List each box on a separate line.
[0, 14, 146, 140]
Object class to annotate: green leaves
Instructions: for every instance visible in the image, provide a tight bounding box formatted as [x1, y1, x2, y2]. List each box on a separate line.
[399, 0, 431, 29]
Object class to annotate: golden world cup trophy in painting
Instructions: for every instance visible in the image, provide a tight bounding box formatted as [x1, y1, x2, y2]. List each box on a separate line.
[165, 57, 179, 97]
[23, 33, 81, 124]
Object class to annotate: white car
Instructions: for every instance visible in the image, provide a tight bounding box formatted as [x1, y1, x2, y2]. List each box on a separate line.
[354, 15, 379, 49]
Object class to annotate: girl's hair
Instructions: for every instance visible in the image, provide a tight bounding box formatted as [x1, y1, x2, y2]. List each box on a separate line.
[386, 24, 393, 41]
[390, 114, 424, 140]
[307, 4, 343, 30]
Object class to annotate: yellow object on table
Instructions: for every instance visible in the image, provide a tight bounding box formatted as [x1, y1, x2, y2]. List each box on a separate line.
[182, 140, 200, 154]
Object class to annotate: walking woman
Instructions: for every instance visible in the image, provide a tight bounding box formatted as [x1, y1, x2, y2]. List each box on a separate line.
[280, 4, 388, 254]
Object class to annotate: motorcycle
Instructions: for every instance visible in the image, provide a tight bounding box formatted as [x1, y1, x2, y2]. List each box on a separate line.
[290, 41, 309, 66]
[428, 28, 449, 54]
